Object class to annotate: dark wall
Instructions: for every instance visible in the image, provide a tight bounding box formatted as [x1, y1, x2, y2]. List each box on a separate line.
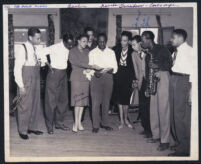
[60, 8, 108, 39]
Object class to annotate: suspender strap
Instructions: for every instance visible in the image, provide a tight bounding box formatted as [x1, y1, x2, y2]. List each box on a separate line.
[22, 44, 28, 61]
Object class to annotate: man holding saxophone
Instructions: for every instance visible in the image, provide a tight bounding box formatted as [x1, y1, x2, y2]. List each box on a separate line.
[141, 31, 172, 151]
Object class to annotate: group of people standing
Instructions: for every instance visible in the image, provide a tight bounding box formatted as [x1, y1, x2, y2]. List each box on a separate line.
[14, 26, 195, 157]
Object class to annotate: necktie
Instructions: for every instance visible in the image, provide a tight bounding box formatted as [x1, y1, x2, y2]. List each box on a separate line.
[32, 45, 40, 66]
[172, 49, 178, 66]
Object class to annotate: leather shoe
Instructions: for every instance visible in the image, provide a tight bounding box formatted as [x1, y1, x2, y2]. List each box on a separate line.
[144, 133, 152, 138]
[157, 143, 169, 151]
[92, 128, 99, 133]
[28, 130, 43, 135]
[19, 133, 29, 140]
[48, 130, 54, 135]
[147, 138, 160, 143]
[100, 124, 113, 131]
[55, 125, 70, 131]
[139, 131, 147, 135]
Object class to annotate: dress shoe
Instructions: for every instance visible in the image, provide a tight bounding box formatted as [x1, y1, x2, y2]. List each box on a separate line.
[118, 124, 124, 130]
[125, 122, 133, 129]
[78, 124, 84, 131]
[144, 133, 152, 138]
[139, 130, 147, 135]
[92, 128, 99, 133]
[72, 124, 78, 133]
[28, 130, 43, 135]
[100, 124, 113, 131]
[147, 138, 160, 143]
[55, 125, 70, 131]
[19, 133, 29, 140]
[157, 143, 169, 151]
[48, 130, 54, 135]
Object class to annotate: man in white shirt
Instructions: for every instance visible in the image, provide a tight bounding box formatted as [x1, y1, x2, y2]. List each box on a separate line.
[37, 33, 73, 134]
[169, 29, 195, 156]
[89, 33, 118, 133]
[14, 27, 43, 140]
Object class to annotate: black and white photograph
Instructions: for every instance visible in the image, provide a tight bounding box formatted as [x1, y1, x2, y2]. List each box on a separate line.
[3, 2, 198, 162]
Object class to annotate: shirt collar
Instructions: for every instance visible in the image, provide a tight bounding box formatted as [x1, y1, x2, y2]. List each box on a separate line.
[26, 41, 35, 51]
[96, 46, 109, 53]
[177, 42, 187, 51]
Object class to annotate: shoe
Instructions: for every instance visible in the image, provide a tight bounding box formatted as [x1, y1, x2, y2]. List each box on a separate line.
[147, 138, 160, 143]
[28, 130, 43, 135]
[92, 128, 99, 133]
[118, 124, 124, 130]
[144, 133, 152, 138]
[157, 143, 169, 151]
[139, 131, 147, 135]
[78, 123, 84, 131]
[125, 122, 133, 129]
[48, 130, 54, 135]
[19, 133, 29, 140]
[72, 124, 78, 133]
[100, 124, 113, 131]
[55, 125, 70, 131]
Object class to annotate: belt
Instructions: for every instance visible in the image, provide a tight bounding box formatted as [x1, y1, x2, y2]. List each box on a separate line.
[172, 72, 189, 77]
[51, 68, 66, 71]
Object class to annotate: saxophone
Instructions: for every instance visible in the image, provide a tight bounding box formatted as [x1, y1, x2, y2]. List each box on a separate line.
[142, 49, 160, 97]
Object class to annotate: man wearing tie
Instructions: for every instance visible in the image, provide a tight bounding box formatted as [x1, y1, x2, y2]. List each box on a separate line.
[37, 33, 73, 134]
[14, 27, 43, 140]
[169, 29, 196, 156]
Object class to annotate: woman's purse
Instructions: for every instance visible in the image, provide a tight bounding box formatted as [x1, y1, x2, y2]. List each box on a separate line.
[130, 80, 139, 108]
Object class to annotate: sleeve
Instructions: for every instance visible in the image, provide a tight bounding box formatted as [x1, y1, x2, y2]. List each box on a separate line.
[88, 51, 94, 66]
[159, 47, 172, 71]
[189, 48, 197, 83]
[69, 50, 91, 69]
[14, 45, 26, 88]
[111, 50, 118, 74]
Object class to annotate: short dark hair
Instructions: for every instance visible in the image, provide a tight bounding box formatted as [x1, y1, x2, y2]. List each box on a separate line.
[131, 35, 141, 43]
[28, 27, 41, 37]
[173, 29, 187, 41]
[77, 33, 89, 41]
[97, 33, 107, 42]
[141, 31, 155, 41]
[62, 33, 74, 43]
[84, 27, 94, 34]
[121, 31, 132, 40]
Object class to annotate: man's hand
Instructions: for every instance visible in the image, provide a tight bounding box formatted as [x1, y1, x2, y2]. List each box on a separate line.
[19, 87, 26, 96]
[154, 72, 160, 78]
[132, 80, 138, 89]
[149, 62, 158, 69]
[107, 68, 114, 74]
[94, 71, 102, 78]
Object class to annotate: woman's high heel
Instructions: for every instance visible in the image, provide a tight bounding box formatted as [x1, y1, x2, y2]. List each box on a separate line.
[72, 124, 78, 133]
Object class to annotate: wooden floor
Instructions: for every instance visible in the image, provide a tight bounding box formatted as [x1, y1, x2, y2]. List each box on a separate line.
[9, 106, 172, 157]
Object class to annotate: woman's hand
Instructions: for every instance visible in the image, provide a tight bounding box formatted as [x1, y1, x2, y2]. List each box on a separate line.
[132, 80, 138, 89]
[19, 87, 26, 96]
[91, 65, 103, 71]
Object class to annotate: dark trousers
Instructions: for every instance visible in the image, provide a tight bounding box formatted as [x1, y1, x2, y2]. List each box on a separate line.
[45, 69, 69, 131]
[139, 78, 151, 133]
[90, 73, 113, 128]
[17, 66, 41, 134]
[170, 74, 191, 155]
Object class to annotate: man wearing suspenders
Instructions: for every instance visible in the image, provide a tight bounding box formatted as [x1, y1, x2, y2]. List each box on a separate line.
[14, 27, 43, 140]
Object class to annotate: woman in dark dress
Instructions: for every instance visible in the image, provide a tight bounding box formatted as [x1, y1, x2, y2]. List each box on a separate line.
[113, 31, 136, 129]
